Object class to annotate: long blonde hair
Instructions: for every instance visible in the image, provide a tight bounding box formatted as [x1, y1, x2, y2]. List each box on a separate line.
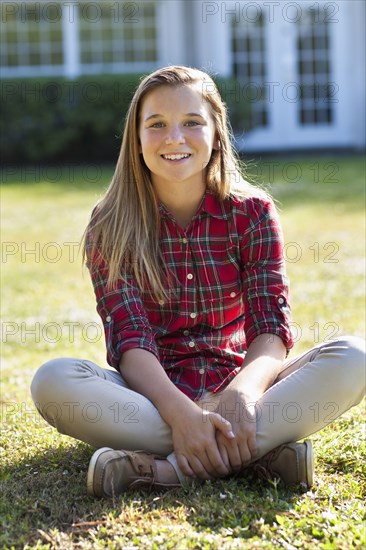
[83, 65, 262, 300]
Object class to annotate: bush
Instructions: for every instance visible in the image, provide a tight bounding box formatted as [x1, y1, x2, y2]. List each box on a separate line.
[1, 74, 251, 164]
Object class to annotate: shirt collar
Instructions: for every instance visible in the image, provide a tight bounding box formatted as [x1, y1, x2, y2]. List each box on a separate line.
[202, 191, 230, 219]
[158, 191, 230, 220]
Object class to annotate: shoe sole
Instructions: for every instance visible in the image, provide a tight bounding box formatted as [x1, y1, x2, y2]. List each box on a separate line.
[87, 447, 113, 497]
[304, 439, 314, 488]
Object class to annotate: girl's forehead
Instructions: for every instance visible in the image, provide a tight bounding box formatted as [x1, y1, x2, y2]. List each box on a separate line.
[140, 83, 212, 115]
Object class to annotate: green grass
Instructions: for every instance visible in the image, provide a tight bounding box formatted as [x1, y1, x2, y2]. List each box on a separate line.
[1, 156, 365, 549]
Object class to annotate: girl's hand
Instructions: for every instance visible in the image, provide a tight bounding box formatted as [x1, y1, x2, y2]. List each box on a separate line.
[215, 389, 257, 472]
[169, 403, 235, 480]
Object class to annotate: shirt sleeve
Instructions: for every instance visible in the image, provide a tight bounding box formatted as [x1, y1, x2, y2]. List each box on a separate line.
[85, 232, 159, 369]
[240, 197, 294, 352]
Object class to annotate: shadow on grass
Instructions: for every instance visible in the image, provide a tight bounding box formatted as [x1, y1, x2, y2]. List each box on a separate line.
[0, 443, 113, 547]
[0, 441, 306, 548]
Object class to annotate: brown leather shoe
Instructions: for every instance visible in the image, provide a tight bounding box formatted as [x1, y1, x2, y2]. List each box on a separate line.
[87, 447, 181, 498]
[252, 440, 314, 489]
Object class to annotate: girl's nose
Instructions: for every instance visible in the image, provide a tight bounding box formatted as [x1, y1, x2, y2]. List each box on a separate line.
[165, 125, 185, 144]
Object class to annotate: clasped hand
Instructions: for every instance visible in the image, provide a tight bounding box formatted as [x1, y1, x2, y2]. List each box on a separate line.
[215, 388, 257, 474]
[171, 389, 257, 480]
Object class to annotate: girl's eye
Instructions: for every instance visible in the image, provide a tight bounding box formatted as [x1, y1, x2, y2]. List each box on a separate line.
[148, 120, 201, 129]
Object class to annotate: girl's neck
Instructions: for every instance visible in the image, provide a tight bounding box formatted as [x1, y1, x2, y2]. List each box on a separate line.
[154, 180, 206, 230]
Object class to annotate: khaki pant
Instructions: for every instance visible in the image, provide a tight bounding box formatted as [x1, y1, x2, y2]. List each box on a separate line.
[31, 337, 365, 483]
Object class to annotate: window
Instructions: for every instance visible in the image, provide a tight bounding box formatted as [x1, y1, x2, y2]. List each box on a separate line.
[231, 10, 267, 129]
[0, 1, 159, 77]
[78, 1, 158, 71]
[0, 2, 63, 75]
[297, 7, 333, 125]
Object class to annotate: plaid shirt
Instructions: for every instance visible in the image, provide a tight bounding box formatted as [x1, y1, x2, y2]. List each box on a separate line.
[87, 192, 293, 401]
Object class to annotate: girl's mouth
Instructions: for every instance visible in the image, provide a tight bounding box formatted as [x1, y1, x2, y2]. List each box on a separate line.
[161, 153, 191, 161]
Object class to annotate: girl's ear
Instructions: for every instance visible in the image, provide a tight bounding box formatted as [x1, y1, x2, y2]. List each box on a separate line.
[213, 137, 220, 151]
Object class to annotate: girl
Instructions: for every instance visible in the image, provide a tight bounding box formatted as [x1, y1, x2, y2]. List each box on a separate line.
[31, 66, 365, 498]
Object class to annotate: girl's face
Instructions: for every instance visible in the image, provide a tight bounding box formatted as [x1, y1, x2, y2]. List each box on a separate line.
[138, 84, 218, 192]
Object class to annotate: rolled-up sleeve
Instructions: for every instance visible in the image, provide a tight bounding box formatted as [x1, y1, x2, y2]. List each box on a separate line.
[86, 237, 159, 369]
[240, 197, 294, 352]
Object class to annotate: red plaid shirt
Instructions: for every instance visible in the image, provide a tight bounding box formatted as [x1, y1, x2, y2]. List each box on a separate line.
[87, 192, 293, 401]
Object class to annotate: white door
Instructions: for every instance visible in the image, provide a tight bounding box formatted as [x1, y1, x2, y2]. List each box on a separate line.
[231, 0, 355, 151]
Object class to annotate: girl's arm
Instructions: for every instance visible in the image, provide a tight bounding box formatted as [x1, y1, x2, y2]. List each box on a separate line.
[119, 348, 235, 479]
[227, 332, 286, 401]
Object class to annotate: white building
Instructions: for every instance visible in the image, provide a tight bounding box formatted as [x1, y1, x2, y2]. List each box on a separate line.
[1, 0, 365, 151]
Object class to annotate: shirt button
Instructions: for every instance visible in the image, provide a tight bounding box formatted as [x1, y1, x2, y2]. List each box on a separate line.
[183, 329, 190, 336]
[190, 312, 197, 319]
[230, 291, 236, 298]
[187, 273, 193, 280]
[188, 341, 195, 348]
[158, 300, 164, 306]
[105, 315, 112, 322]
[182, 238, 188, 244]
[199, 368, 205, 374]
[278, 297, 285, 304]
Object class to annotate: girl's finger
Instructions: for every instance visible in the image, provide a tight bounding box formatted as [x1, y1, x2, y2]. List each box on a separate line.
[205, 447, 230, 477]
[217, 441, 231, 472]
[188, 455, 212, 480]
[247, 431, 257, 459]
[211, 413, 235, 439]
[226, 443, 242, 472]
[176, 454, 196, 478]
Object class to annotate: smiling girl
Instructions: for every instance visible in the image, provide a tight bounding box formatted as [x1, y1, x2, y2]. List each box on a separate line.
[31, 66, 365, 498]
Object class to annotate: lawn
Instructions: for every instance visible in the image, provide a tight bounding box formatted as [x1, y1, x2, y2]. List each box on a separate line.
[1, 155, 365, 549]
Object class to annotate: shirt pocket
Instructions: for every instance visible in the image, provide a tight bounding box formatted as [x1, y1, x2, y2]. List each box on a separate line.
[198, 243, 243, 327]
[204, 279, 244, 328]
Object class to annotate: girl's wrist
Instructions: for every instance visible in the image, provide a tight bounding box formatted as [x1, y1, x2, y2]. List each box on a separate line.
[156, 392, 200, 426]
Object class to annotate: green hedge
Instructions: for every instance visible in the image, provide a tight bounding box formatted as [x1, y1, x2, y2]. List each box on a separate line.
[1, 74, 251, 164]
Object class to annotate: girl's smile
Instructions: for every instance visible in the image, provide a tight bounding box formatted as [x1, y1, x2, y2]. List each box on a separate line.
[161, 153, 192, 161]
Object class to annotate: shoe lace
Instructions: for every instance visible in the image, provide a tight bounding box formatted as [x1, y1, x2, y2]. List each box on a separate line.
[136, 463, 155, 487]
[251, 448, 278, 481]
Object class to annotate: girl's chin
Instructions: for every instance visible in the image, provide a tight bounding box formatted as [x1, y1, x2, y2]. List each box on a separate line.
[151, 173, 205, 187]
